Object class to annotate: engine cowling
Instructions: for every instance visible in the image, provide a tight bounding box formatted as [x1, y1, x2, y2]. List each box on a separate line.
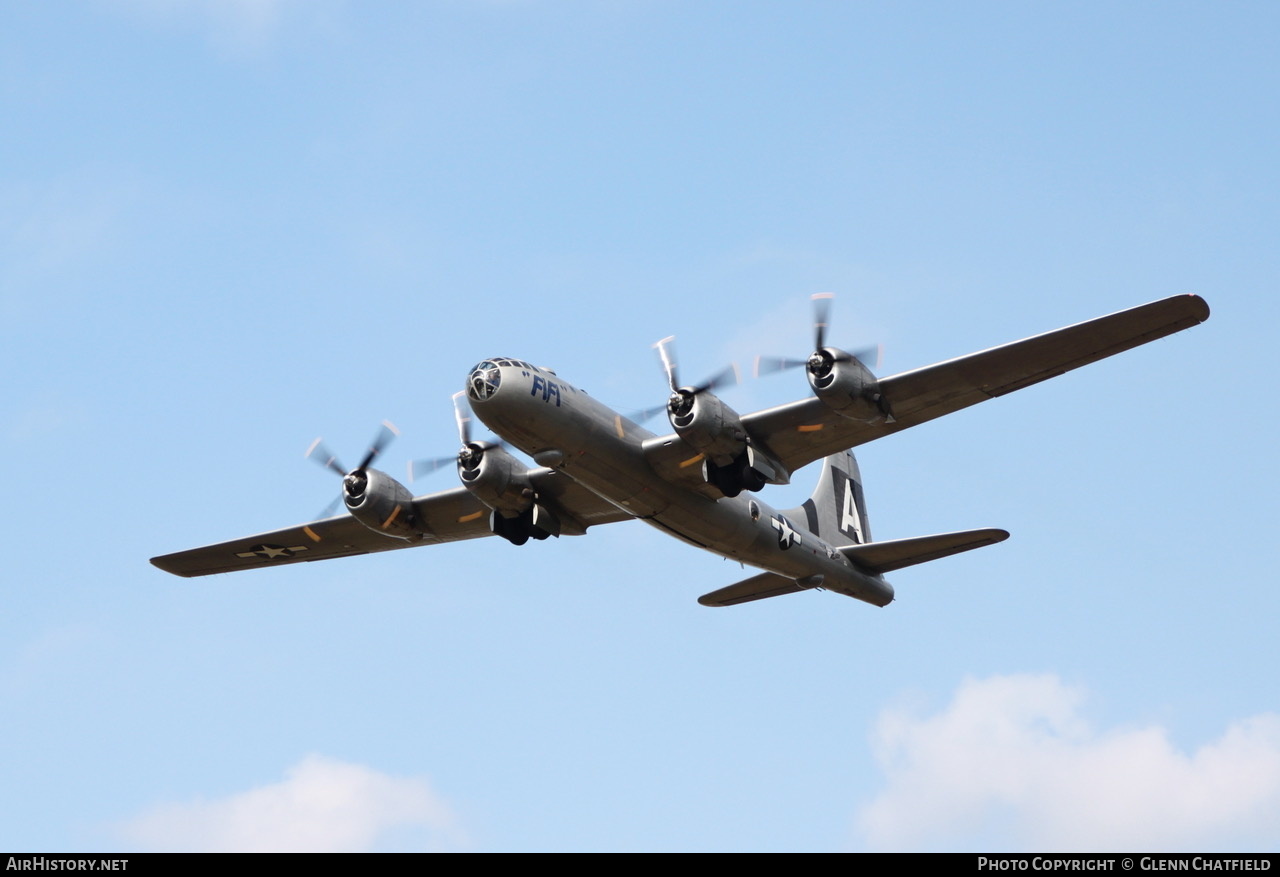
[457, 443, 561, 545]
[668, 391, 748, 466]
[808, 349, 891, 423]
[457, 442, 533, 516]
[666, 391, 788, 497]
[343, 468, 425, 540]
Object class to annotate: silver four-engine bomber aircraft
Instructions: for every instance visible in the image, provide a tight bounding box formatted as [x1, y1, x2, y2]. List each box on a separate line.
[152, 295, 1210, 608]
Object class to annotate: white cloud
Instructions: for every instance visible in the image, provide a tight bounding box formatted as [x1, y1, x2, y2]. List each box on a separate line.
[857, 675, 1280, 852]
[121, 754, 464, 852]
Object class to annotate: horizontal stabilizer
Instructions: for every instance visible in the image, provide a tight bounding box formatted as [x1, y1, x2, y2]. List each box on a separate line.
[698, 572, 809, 607]
[839, 528, 1009, 574]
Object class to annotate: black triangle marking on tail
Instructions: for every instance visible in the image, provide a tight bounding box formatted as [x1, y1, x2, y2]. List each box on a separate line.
[800, 498, 819, 535]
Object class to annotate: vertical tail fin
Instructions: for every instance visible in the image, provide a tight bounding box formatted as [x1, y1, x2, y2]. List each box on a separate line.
[791, 450, 871, 547]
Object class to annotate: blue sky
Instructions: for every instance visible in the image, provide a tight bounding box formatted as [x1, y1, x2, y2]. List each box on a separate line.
[2, 0, 1277, 852]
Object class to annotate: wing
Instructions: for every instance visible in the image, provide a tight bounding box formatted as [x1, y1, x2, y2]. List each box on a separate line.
[698, 572, 809, 607]
[151, 467, 632, 578]
[840, 528, 1010, 575]
[739, 294, 1209, 475]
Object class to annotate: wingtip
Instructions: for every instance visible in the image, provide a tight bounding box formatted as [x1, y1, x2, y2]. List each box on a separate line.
[149, 555, 192, 577]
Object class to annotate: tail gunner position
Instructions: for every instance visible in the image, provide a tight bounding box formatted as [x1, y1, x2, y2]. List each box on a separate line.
[152, 295, 1210, 609]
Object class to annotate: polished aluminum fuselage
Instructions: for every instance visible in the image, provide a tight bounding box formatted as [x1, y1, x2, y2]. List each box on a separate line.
[469, 361, 893, 606]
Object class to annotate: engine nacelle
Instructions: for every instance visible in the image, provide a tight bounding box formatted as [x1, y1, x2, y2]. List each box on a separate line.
[457, 443, 534, 517]
[669, 391, 749, 466]
[808, 349, 891, 423]
[343, 468, 425, 540]
[456, 443, 562, 546]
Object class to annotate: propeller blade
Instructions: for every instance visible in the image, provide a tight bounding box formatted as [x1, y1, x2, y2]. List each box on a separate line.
[851, 343, 883, 371]
[317, 492, 345, 520]
[407, 455, 458, 483]
[754, 355, 808, 377]
[305, 438, 347, 478]
[753, 293, 885, 381]
[813, 292, 834, 351]
[407, 394, 496, 482]
[451, 392, 472, 446]
[641, 334, 740, 424]
[355, 420, 399, 472]
[653, 336, 680, 393]
[629, 401, 671, 424]
[694, 362, 740, 394]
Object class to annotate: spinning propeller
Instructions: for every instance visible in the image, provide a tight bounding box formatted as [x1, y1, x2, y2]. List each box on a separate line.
[754, 292, 882, 380]
[406, 392, 495, 483]
[633, 335, 740, 423]
[306, 420, 400, 518]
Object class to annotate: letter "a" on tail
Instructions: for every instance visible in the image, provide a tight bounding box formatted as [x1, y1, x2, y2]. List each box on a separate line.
[792, 449, 871, 547]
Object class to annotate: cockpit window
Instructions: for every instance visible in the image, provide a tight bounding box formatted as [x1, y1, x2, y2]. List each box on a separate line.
[467, 361, 502, 401]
